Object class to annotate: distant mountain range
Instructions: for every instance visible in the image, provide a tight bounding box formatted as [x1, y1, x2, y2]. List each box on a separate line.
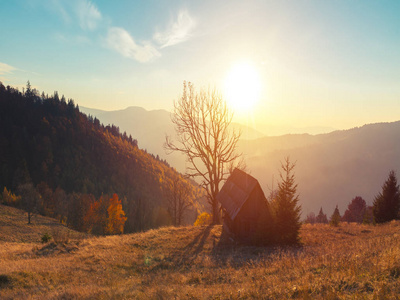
[80, 106, 400, 217]
[241, 122, 400, 217]
[79, 106, 266, 171]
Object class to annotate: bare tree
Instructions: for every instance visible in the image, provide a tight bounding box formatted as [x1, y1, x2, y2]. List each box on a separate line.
[165, 82, 241, 224]
[164, 176, 194, 226]
[17, 183, 39, 224]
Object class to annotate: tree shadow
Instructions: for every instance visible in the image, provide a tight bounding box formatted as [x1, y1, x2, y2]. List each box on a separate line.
[165, 225, 213, 267]
[210, 228, 304, 268]
[161, 225, 305, 270]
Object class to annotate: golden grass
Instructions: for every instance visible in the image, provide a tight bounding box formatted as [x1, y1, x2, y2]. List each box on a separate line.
[0, 205, 85, 243]
[1, 205, 400, 299]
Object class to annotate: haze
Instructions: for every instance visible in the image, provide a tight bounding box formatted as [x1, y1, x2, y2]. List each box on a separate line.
[1, 0, 400, 134]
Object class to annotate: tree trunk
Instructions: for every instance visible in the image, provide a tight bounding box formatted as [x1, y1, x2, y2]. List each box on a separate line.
[212, 199, 220, 224]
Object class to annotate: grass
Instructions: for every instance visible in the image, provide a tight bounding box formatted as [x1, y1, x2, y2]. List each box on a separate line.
[1, 204, 400, 299]
[0, 205, 86, 243]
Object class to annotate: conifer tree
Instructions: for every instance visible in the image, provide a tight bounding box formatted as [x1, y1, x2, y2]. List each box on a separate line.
[316, 207, 328, 224]
[330, 205, 341, 227]
[342, 196, 366, 223]
[274, 157, 302, 244]
[373, 170, 400, 223]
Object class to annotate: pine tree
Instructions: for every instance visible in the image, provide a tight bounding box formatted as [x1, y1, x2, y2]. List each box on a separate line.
[342, 196, 366, 223]
[330, 205, 341, 227]
[316, 207, 328, 224]
[373, 170, 400, 223]
[274, 157, 302, 244]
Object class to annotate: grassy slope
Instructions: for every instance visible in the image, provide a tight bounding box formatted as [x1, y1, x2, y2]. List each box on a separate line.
[0, 205, 85, 243]
[1, 206, 400, 299]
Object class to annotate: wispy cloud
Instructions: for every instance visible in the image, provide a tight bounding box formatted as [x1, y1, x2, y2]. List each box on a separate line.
[106, 27, 160, 63]
[54, 32, 92, 45]
[0, 62, 16, 75]
[42, 0, 102, 30]
[75, 0, 102, 31]
[40, 2, 195, 63]
[0, 62, 17, 82]
[43, 0, 71, 24]
[153, 10, 196, 48]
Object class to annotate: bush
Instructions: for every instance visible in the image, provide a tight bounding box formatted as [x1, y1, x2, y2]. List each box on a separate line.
[41, 233, 52, 243]
[2, 187, 20, 206]
[194, 212, 212, 226]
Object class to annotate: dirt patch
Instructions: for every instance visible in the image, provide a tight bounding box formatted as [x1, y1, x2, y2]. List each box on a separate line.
[34, 241, 80, 256]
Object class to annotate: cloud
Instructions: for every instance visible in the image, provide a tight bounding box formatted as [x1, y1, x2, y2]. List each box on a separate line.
[0, 62, 16, 75]
[106, 27, 160, 63]
[153, 10, 195, 48]
[41, 0, 101, 30]
[0, 62, 17, 82]
[75, 0, 102, 31]
[48, 0, 71, 23]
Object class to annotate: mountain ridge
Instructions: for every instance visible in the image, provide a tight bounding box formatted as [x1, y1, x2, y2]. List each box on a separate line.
[80, 105, 400, 217]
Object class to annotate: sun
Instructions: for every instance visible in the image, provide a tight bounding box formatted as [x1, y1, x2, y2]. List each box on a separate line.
[224, 62, 261, 113]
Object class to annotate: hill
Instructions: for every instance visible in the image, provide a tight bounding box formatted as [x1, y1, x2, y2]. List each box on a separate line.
[241, 121, 400, 216]
[81, 104, 400, 218]
[0, 82, 202, 233]
[1, 214, 400, 298]
[79, 106, 266, 172]
[0, 204, 85, 243]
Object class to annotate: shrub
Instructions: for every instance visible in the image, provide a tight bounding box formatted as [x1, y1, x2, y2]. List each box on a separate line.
[41, 233, 52, 243]
[194, 212, 212, 226]
[2, 187, 20, 206]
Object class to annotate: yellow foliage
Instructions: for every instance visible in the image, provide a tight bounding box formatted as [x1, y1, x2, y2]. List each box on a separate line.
[194, 212, 211, 226]
[2, 187, 20, 206]
[105, 194, 127, 235]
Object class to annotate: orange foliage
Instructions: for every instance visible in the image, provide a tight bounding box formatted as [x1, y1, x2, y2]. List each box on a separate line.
[105, 194, 127, 235]
[83, 198, 104, 234]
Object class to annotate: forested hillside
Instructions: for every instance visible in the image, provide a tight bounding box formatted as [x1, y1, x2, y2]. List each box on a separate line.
[0, 82, 202, 233]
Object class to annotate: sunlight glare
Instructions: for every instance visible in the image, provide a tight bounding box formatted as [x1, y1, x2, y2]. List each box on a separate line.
[224, 62, 261, 113]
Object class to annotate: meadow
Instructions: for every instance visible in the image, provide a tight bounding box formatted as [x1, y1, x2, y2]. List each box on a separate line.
[1, 205, 400, 299]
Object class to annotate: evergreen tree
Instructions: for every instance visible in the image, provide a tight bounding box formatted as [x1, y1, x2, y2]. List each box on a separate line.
[330, 205, 341, 227]
[373, 170, 400, 223]
[342, 196, 366, 223]
[274, 157, 302, 244]
[316, 207, 328, 224]
[305, 212, 316, 224]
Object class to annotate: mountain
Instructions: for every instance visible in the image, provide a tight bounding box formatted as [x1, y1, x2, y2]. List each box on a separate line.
[81, 105, 400, 218]
[0, 82, 202, 233]
[80, 106, 266, 172]
[241, 122, 400, 217]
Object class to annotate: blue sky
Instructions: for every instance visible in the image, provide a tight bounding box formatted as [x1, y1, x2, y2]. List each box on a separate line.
[1, 0, 400, 132]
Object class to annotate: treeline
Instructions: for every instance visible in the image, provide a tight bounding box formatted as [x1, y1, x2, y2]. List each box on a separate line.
[0, 81, 200, 233]
[305, 170, 400, 226]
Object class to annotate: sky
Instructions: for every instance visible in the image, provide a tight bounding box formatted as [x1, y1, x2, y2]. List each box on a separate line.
[1, 0, 400, 134]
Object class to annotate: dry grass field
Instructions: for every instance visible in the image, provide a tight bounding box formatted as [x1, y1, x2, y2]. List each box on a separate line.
[1, 204, 400, 299]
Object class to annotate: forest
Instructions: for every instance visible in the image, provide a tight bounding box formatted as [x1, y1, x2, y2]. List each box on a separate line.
[0, 81, 202, 233]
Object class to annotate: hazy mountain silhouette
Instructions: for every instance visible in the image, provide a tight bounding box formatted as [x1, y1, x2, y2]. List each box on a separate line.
[80, 106, 265, 171]
[241, 121, 400, 217]
[80, 106, 400, 218]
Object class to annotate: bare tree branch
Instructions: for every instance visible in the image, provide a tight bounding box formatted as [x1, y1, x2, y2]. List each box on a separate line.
[165, 82, 242, 224]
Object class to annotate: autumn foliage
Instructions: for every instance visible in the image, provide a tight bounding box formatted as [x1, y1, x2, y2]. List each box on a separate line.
[106, 194, 127, 234]
[83, 194, 127, 235]
[0, 81, 196, 232]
